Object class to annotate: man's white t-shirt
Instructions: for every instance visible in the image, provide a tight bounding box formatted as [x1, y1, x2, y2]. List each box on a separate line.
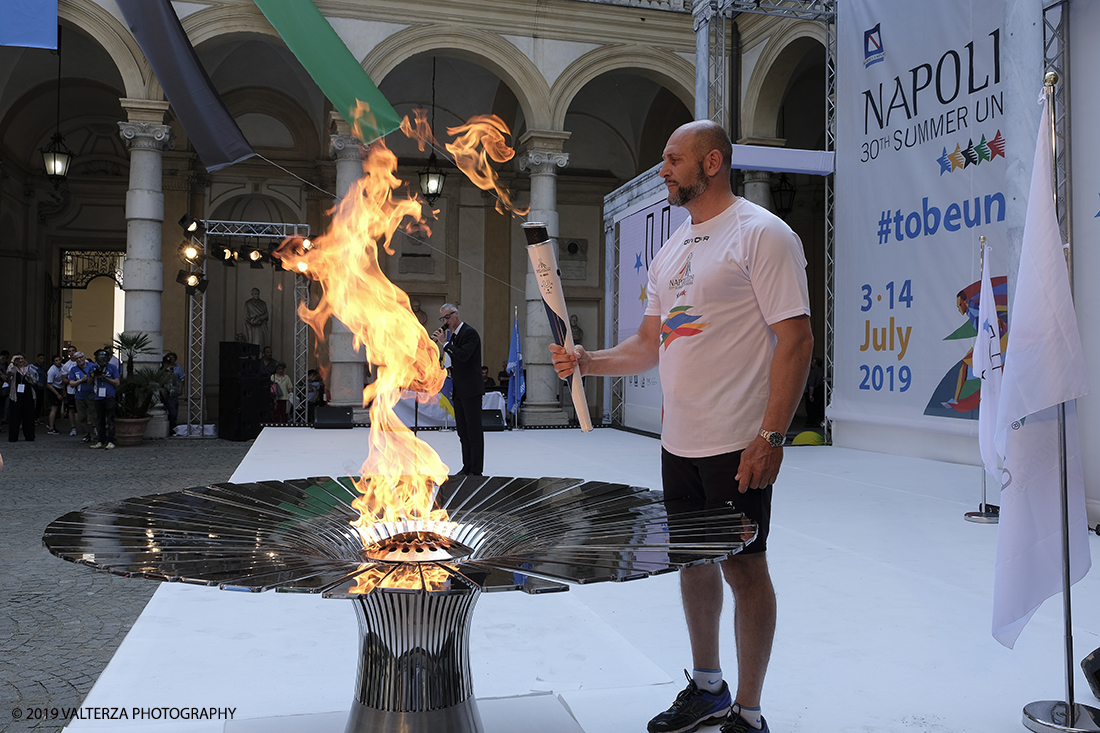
[644, 197, 810, 458]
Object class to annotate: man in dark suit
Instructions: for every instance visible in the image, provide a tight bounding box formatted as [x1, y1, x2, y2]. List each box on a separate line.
[432, 303, 485, 475]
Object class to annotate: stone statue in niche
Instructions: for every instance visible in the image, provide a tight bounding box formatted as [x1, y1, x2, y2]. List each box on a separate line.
[244, 288, 270, 347]
[569, 314, 584, 346]
[410, 299, 428, 329]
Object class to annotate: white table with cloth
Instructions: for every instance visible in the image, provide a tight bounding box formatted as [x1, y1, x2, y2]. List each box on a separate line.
[393, 390, 507, 428]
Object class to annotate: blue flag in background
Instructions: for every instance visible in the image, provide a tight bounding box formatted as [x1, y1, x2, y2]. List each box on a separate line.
[506, 313, 525, 414]
[0, 0, 57, 49]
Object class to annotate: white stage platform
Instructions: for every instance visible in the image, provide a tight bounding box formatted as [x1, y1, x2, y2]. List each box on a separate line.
[64, 427, 1100, 733]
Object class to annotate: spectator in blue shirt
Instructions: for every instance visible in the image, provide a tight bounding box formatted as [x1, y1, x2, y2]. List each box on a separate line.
[68, 352, 97, 444]
[89, 349, 120, 449]
[162, 352, 184, 435]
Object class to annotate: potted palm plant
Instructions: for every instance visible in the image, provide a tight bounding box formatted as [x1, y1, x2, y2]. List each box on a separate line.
[114, 367, 176, 446]
[113, 332, 158, 378]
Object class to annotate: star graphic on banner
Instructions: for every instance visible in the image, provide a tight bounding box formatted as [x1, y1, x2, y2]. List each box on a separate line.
[639, 284, 647, 301]
[634, 252, 643, 274]
[937, 147, 951, 175]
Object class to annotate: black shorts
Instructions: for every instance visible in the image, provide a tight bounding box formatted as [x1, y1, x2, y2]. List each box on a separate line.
[661, 447, 771, 555]
[65, 393, 76, 410]
[47, 391, 61, 408]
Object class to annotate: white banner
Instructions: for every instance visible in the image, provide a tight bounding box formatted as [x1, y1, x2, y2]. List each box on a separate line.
[615, 194, 688, 435]
[834, 0, 1018, 434]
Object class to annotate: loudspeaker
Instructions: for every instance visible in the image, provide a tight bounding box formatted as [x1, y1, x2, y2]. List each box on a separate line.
[314, 405, 353, 429]
[220, 341, 259, 360]
[481, 408, 507, 431]
[219, 374, 271, 441]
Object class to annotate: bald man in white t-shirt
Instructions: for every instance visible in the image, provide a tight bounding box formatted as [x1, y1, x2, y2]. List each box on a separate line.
[551, 120, 812, 733]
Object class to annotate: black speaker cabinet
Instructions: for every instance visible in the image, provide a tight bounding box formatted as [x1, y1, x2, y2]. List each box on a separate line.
[481, 408, 507, 431]
[313, 405, 353, 429]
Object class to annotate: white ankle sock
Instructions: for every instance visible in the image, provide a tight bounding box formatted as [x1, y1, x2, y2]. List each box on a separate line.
[691, 668, 723, 693]
[734, 702, 764, 730]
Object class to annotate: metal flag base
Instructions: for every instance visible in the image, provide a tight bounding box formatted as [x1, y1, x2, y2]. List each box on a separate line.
[964, 503, 999, 524]
[1024, 701, 1100, 732]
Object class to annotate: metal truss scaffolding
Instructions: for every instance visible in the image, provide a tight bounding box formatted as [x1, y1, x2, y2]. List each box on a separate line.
[1043, 1, 1072, 283]
[183, 220, 311, 437]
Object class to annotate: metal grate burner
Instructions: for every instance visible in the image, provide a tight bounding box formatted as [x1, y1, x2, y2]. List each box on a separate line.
[361, 531, 473, 563]
[43, 474, 756, 733]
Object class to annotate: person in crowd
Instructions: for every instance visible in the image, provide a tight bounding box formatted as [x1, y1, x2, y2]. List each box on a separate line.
[32, 354, 48, 420]
[497, 360, 510, 393]
[46, 354, 65, 435]
[5, 353, 38, 442]
[271, 362, 292, 423]
[0, 350, 10, 431]
[431, 304, 484, 475]
[162, 352, 185, 435]
[258, 346, 278, 377]
[89, 348, 120, 449]
[61, 346, 78, 436]
[482, 366, 496, 389]
[68, 351, 97, 444]
[307, 368, 325, 424]
[550, 120, 812, 733]
[804, 357, 825, 429]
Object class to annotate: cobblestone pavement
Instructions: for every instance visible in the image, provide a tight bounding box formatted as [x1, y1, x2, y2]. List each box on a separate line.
[0, 430, 252, 733]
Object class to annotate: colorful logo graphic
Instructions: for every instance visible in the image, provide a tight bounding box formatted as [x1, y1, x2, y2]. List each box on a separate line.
[668, 253, 696, 291]
[924, 276, 1008, 419]
[864, 23, 884, 68]
[660, 305, 709, 349]
[937, 131, 1005, 174]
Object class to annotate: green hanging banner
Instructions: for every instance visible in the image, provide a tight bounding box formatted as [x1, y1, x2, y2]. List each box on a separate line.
[252, 0, 400, 144]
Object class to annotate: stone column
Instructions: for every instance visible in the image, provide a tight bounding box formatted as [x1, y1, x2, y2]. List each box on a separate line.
[742, 170, 775, 212]
[118, 99, 173, 366]
[327, 113, 368, 420]
[517, 130, 570, 427]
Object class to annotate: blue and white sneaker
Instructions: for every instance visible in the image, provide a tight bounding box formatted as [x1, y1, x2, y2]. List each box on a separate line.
[647, 670, 732, 733]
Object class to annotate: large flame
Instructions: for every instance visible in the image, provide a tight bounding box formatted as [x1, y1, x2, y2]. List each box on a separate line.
[274, 107, 526, 593]
[276, 138, 448, 537]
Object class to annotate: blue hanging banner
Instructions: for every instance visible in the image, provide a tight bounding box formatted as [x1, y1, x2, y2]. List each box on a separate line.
[0, 0, 58, 49]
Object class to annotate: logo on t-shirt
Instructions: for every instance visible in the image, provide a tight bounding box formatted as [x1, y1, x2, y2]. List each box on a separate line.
[660, 305, 709, 349]
[668, 253, 696, 291]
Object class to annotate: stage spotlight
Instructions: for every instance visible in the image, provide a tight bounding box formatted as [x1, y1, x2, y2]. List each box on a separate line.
[240, 246, 265, 269]
[178, 214, 204, 236]
[295, 261, 309, 274]
[301, 237, 313, 251]
[214, 243, 237, 266]
[175, 269, 209, 296]
[177, 240, 205, 265]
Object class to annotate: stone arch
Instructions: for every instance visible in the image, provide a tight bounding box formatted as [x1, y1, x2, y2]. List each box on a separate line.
[742, 21, 826, 141]
[549, 45, 695, 131]
[58, 0, 149, 100]
[363, 24, 551, 130]
[221, 88, 320, 159]
[181, 5, 283, 47]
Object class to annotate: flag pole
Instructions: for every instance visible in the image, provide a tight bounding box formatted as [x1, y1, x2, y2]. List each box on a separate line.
[966, 235, 999, 524]
[1021, 70, 1100, 733]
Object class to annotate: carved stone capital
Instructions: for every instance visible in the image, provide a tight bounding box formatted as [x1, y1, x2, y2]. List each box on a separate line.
[118, 122, 175, 152]
[330, 134, 363, 161]
[518, 150, 570, 175]
[741, 169, 774, 184]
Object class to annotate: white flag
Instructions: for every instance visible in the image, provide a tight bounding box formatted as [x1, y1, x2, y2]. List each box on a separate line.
[973, 246, 1003, 478]
[991, 92, 1091, 649]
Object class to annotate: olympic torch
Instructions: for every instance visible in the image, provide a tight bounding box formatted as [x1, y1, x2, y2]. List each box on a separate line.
[523, 222, 593, 432]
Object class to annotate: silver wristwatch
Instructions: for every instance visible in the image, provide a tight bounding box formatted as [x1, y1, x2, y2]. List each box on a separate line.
[758, 428, 785, 447]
